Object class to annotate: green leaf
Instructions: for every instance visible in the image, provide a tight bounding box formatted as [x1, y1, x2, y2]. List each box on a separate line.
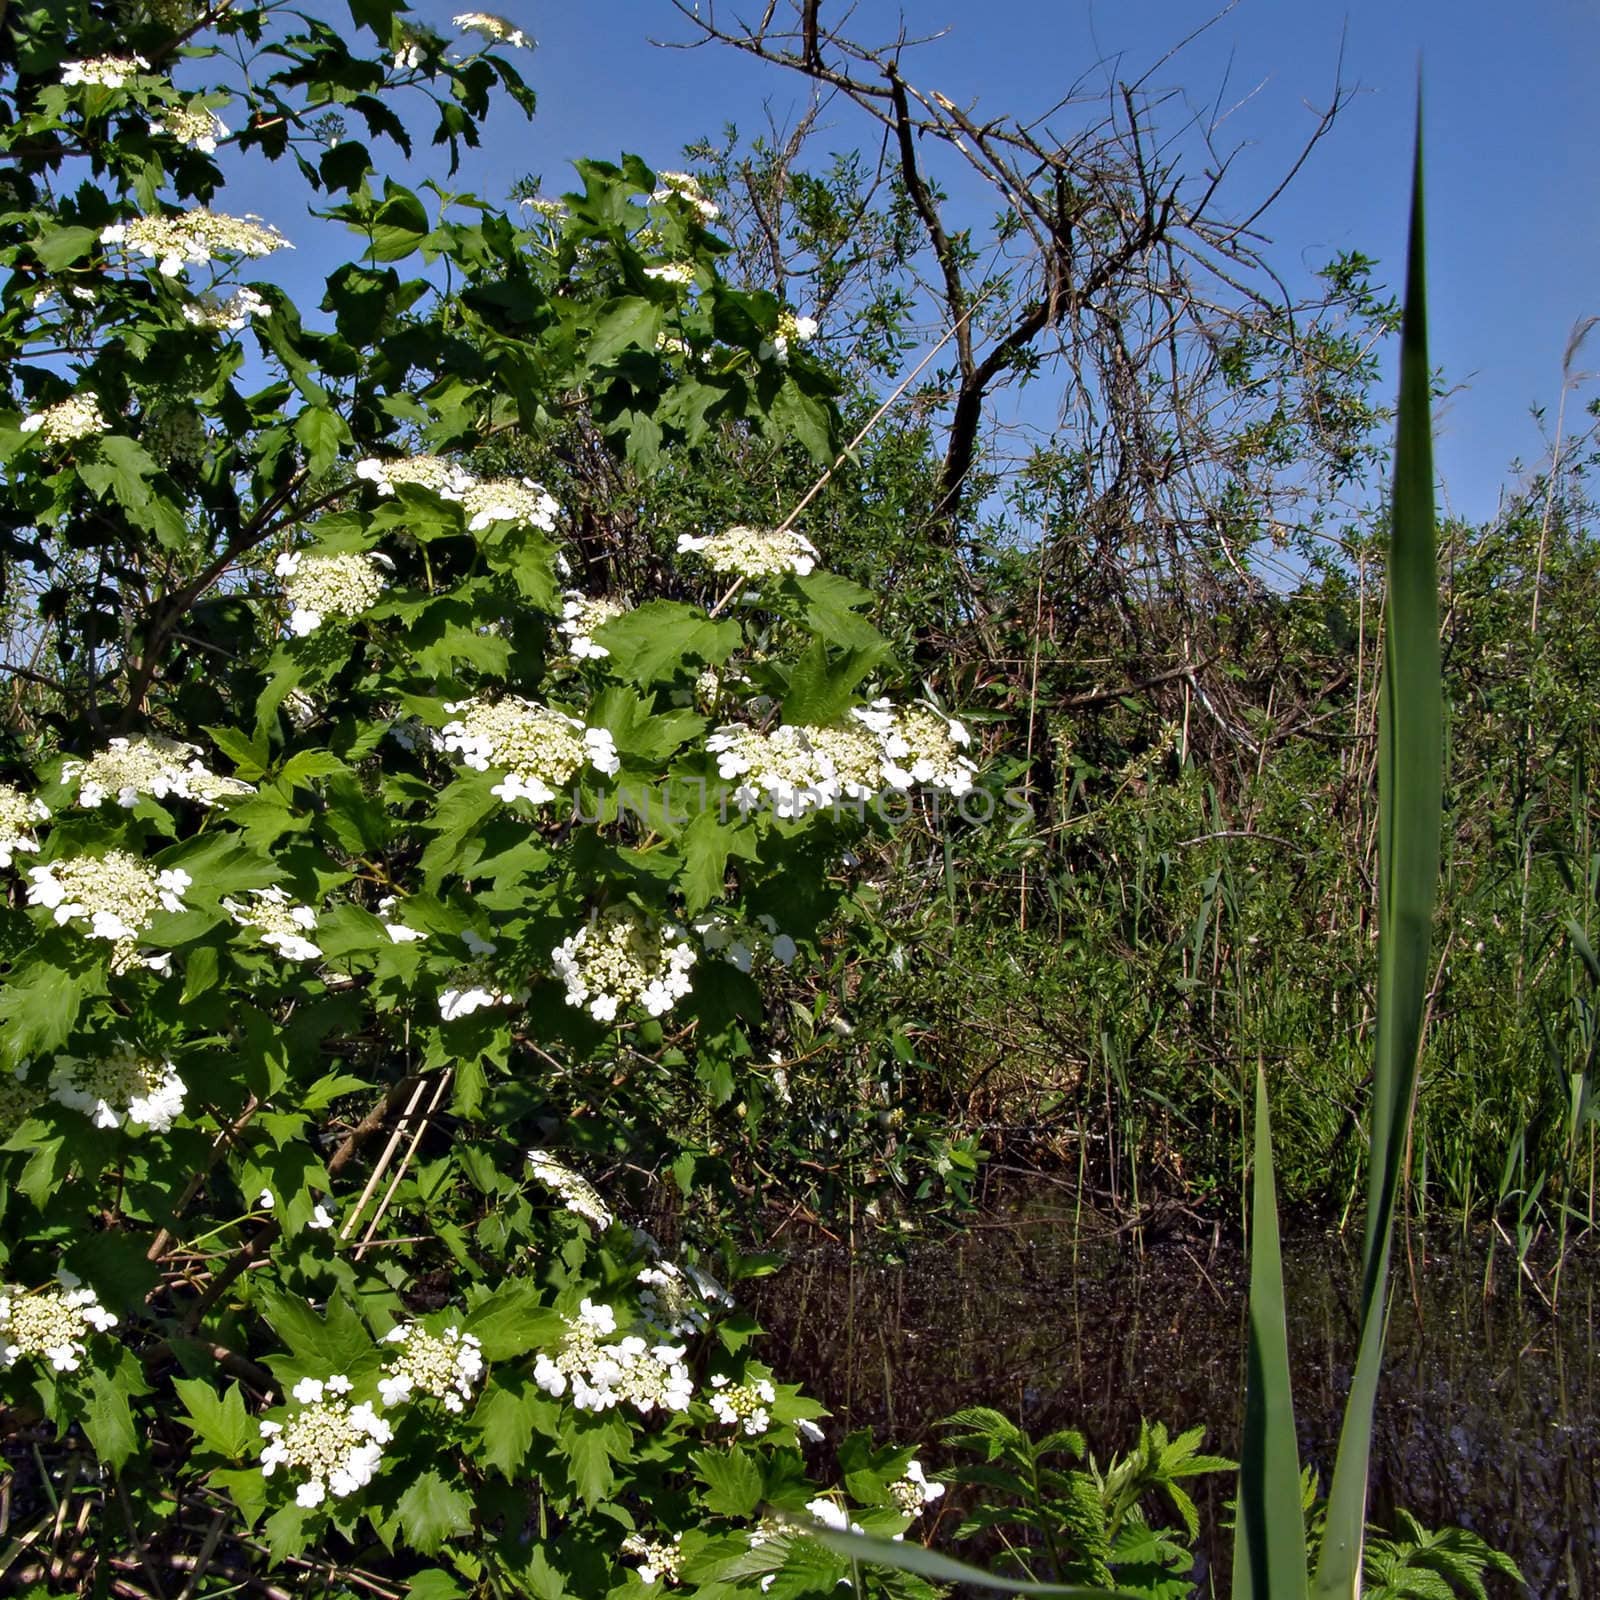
[463, 1282, 562, 1360]
[35, 225, 100, 271]
[396, 1469, 475, 1556]
[75, 436, 187, 549]
[594, 601, 739, 684]
[782, 640, 882, 725]
[561, 1414, 619, 1507]
[1313, 110, 1443, 1600]
[469, 1374, 551, 1479]
[176, 1378, 256, 1459]
[293, 405, 351, 477]
[1231, 1064, 1309, 1600]
[82, 1369, 138, 1470]
[586, 296, 664, 366]
[0, 944, 107, 1066]
[693, 1446, 764, 1518]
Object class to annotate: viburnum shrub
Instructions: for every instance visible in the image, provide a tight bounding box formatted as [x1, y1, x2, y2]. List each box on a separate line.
[0, 1, 975, 1591]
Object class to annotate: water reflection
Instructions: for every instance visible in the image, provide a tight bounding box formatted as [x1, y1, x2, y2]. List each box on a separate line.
[750, 1205, 1599, 1596]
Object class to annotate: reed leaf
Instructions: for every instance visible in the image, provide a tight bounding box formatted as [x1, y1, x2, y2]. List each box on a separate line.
[794, 1523, 1142, 1599]
[1231, 1062, 1309, 1599]
[1312, 104, 1443, 1600]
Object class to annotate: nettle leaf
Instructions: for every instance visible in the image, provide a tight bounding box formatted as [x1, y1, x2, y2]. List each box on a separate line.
[176, 1378, 257, 1459]
[396, 1469, 475, 1556]
[595, 601, 739, 685]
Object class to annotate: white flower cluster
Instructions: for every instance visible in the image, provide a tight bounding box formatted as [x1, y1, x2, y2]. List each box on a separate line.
[856, 701, 977, 797]
[523, 196, 569, 222]
[27, 852, 190, 948]
[355, 455, 560, 532]
[0, 783, 49, 868]
[453, 11, 530, 48]
[392, 31, 433, 70]
[552, 909, 697, 1022]
[221, 887, 322, 962]
[677, 524, 818, 581]
[708, 1373, 777, 1436]
[637, 1263, 717, 1339]
[260, 1376, 392, 1508]
[559, 592, 630, 659]
[150, 104, 228, 152]
[645, 260, 696, 288]
[692, 912, 798, 972]
[651, 171, 719, 222]
[439, 932, 525, 1020]
[765, 310, 819, 364]
[20, 393, 107, 445]
[48, 1050, 186, 1132]
[462, 477, 560, 533]
[356, 454, 474, 498]
[0, 1283, 118, 1371]
[533, 1300, 693, 1416]
[62, 55, 149, 87]
[622, 1532, 684, 1586]
[439, 696, 619, 804]
[888, 1460, 947, 1519]
[805, 1498, 865, 1536]
[274, 549, 390, 636]
[707, 721, 882, 818]
[526, 1150, 613, 1228]
[182, 287, 269, 330]
[101, 210, 291, 277]
[62, 734, 253, 809]
[378, 1324, 484, 1413]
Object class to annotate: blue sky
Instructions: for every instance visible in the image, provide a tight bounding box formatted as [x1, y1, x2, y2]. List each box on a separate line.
[240, 1, 1598, 526]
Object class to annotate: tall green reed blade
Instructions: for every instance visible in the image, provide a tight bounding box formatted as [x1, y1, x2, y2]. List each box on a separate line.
[1231, 1062, 1309, 1600]
[1312, 104, 1443, 1600]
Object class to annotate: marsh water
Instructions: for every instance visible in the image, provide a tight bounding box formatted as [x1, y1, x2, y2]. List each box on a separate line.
[749, 1194, 1599, 1597]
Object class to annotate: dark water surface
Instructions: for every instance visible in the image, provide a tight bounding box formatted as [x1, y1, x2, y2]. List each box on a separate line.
[748, 1201, 1600, 1597]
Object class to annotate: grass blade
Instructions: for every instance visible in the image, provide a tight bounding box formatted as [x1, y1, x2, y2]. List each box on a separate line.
[1231, 1062, 1310, 1599]
[1312, 99, 1443, 1600]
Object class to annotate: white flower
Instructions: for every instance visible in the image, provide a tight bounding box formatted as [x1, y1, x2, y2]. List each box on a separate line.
[796, 1418, 825, 1444]
[307, 1204, 335, 1230]
[275, 549, 390, 635]
[677, 524, 818, 581]
[182, 287, 269, 331]
[376, 895, 426, 943]
[100, 210, 291, 277]
[222, 887, 322, 961]
[559, 592, 630, 659]
[462, 476, 560, 532]
[260, 1378, 391, 1505]
[764, 310, 819, 363]
[526, 1150, 613, 1228]
[150, 104, 228, 153]
[707, 1374, 778, 1436]
[551, 910, 696, 1022]
[644, 260, 696, 288]
[20, 393, 107, 446]
[26, 851, 190, 968]
[889, 1459, 946, 1517]
[355, 454, 476, 498]
[0, 1282, 118, 1372]
[534, 1302, 693, 1416]
[438, 696, 618, 802]
[693, 912, 798, 973]
[62, 55, 148, 88]
[867, 703, 977, 797]
[651, 170, 719, 221]
[0, 784, 49, 868]
[805, 1499, 864, 1535]
[379, 1324, 483, 1413]
[49, 1050, 187, 1132]
[62, 734, 252, 809]
[257, 1189, 275, 1210]
[453, 11, 530, 48]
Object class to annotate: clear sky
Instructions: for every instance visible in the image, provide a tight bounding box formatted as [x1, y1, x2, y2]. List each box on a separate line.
[242, 1, 1600, 526]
